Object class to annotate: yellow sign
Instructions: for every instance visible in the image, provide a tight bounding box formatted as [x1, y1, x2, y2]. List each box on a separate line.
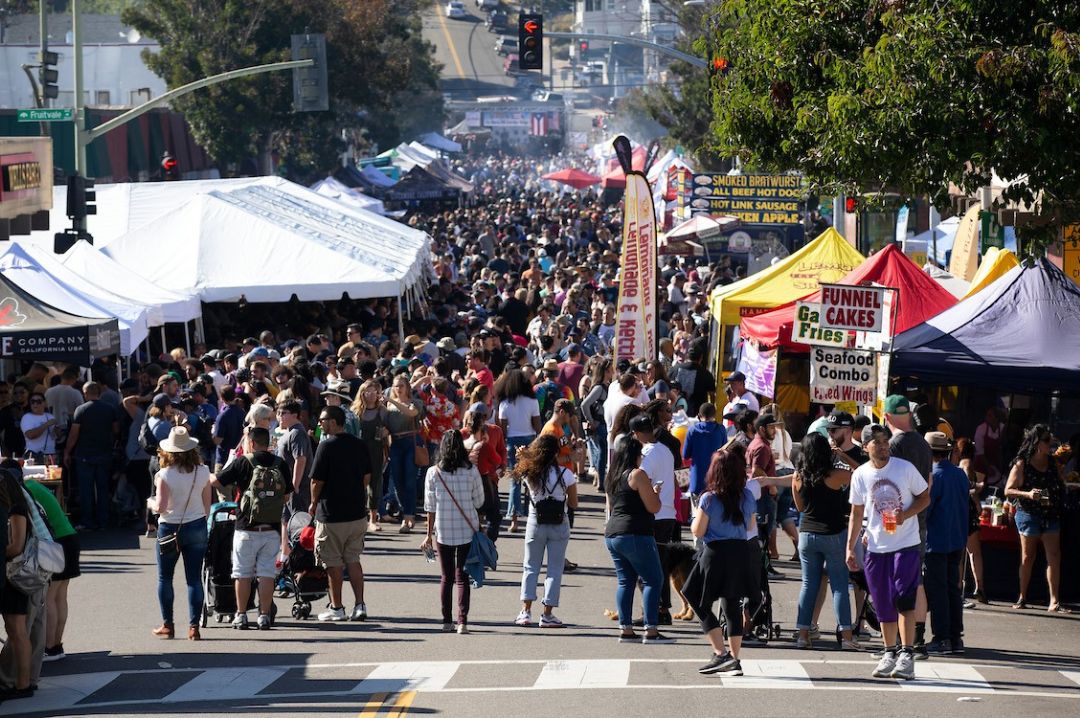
[1065, 224, 1080, 287]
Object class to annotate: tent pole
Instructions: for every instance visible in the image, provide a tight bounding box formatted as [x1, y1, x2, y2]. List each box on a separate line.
[160, 326, 167, 361]
[184, 321, 191, 356]
[143, 337, 150, 364]
[194, 316, 205, 345]
[396, 295, 405, 340]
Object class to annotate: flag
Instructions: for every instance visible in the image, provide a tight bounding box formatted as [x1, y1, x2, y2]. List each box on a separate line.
[614, 136, 658, 363]
[530, 113, 548, 136]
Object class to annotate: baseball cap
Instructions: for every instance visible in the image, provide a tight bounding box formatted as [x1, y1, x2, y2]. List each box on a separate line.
[152, 393, 175, 409]
[861, 423, 889, 444]
[724, 371, 746, 384]
[468, 402, 489, 417]
[827, 410, 855, 429]
[883, 395, 911, 415]
[754, 413, 778, 430]
[628, 415, 654, 433]
[722, 402, 748, 421]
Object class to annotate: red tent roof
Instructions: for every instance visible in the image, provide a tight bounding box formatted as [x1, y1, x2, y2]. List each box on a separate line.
[542, 168, 601, 189]
[740, 244, 958, 351]
[601, 146, 647, 189]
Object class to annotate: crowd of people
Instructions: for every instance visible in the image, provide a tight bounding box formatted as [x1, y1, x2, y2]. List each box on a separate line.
[0, 152, 1076, 702]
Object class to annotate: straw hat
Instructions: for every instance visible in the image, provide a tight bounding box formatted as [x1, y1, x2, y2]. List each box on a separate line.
[159, 426, 199, 453]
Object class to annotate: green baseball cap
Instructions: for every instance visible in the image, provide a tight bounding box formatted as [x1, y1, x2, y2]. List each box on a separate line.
[883, 394, 910, 415]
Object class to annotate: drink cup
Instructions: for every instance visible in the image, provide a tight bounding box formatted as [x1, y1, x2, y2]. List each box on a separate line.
[882, 508, 898, 534]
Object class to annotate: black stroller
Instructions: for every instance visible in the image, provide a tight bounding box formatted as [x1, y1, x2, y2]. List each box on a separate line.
[276, 511, 328, 620]
[200, 502, 257, 627]
[745, 526, 781, 642]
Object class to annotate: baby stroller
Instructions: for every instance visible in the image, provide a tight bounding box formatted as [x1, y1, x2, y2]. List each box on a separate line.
[200, 502, 256, 627]
[745, 522, 781, 642]
[276, 511, 328, 620]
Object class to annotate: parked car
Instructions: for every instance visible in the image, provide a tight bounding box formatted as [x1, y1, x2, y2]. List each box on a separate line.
[531, 90, 564, 104]
[446, 1, 466, 18]
[477, 0, 499, 9]
[486, 9, 508, 31]
[495, 36, 517, 56]
[503, 53, 522, 75]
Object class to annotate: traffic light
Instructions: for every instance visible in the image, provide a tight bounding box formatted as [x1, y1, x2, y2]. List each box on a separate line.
[162, 151, 179, 181]
[579, 39, 589, 58]
[519, 14, 543, 71]
[291, 33, 329, 112]
[65, 174, 96, 221]
[39, 49, 59, 101]
[845, 196, 860, 214]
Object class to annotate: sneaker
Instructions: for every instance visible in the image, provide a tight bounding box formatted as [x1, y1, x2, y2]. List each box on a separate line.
[962, 599, 977, 609]
[699, 651, 738, 675]
[232, 612, 250, 630]
[949, 639, 966, 655]
[351, 603, 368, 621]
[618, 632, 639, 643]
[658, 611, 673, 626]
[890, 650, 916, 680]
[973, 590, 988, 605]
[912, 643, 929, 661]
[872, 650, 898, 678]
[318, 605, 347, 622]
[514, 610, 532, 626]
[766, 566, 784, 578]
[840, 639, 863, 651]
[457, 622, 468, 635]
[641, 632, 675, 645]
[42, 644, 65, 662]
[539, 613, 565, 628]
[257, 613, 271, 631]
[925, 639, 951, 654]
[563, 559, 578, 573]
[795, 636, 813, 649]
[442, 622, 454, 632]
[808, 623, 821, 640]
[741, 633, 766, 647]
[719, 658, 743, 676]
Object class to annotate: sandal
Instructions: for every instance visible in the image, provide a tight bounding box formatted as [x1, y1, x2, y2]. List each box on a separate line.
[1012, 599, 1028, 610]
[1048, 604, 1073, 614]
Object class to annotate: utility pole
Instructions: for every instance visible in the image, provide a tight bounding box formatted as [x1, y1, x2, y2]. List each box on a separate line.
[73, 0, 86, 179]
[39, 0, 47, 108]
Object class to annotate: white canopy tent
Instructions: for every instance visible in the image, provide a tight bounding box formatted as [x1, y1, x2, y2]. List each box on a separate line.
[419, 132, 462, 153]
[0, 243, 150, 355]
[101, 180, 431, 304]
[310, 177, 386, 215]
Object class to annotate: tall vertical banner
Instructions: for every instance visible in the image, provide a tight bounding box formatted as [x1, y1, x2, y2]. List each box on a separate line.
[614, 135, 658, 363]
[949, 203, 982, 281]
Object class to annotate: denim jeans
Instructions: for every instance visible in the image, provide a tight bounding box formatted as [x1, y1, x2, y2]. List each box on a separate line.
[76, 455, 112, 530]
[796, 531, 852, 631]
[504, 435, 535, 518]
[387, 437, 417, 516]
[520, 516, 571, 607]
[587, 421, 608, 482]
[157, 519, 208, 626]
[605, 533, 664, 628]
[924, 549, 965, 643]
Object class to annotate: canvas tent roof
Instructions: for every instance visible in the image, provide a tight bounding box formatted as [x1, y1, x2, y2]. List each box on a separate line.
[419, 132, 462, 153]
[59, 240, 203, 324]
[740, 244, 957, 351]
[0, 271, 120, 365]
[310, 177, 386, 215]
[892, 259, 1080, 392]
[710, 228, 865, 326]
[101, 181, 430, 303]
[384, 166, 462, 202]
[964, 247, 1020, 299]
[0, 243, 148, 355]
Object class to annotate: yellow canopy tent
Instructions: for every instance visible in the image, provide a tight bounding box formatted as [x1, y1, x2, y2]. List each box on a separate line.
[963, 247, 1020, 299]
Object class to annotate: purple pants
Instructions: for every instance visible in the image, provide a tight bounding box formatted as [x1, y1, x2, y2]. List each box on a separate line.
[863, 547, 921, 624]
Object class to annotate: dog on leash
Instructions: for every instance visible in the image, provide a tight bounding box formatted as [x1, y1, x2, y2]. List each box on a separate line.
[657, 541, 697, 621]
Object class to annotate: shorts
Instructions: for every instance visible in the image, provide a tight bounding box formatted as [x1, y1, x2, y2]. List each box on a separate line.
[231, 529, 280, 579]
[314, 518, 368, 568]
[863, 547, 921, 624]
[0, 581, 29, 615]
[54, 534, 82, 581]
[1014, 508, 1061, 537]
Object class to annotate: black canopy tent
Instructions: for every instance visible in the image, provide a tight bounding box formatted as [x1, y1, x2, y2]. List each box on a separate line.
[0, 272, 120, 365]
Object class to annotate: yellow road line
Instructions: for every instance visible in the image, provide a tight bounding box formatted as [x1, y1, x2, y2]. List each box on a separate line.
[386, 689, 417, 718]
[357, 691, 388, 718]
[435, 3, 467, 78]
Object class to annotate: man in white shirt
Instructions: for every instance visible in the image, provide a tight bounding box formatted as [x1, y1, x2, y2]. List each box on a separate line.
[603, 374, 647, 437]
[846, 424, 930, 682]
[630, 413, 677, 624]
[723, 371, 760, 413]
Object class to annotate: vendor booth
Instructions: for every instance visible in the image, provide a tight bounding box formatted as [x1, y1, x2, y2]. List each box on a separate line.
[963, 247, 1020, 299]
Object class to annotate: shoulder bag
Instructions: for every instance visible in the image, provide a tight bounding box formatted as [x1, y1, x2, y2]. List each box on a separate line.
[434, 468, 498, 587]
[6, 488, 65, 593]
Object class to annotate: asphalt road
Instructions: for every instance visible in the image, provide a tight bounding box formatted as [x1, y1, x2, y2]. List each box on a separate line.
[9, 483, 1080, 717]
[422, 0, 517, 100]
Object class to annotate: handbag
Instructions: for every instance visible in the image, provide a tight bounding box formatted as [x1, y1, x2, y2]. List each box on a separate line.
[6, 490, 65, 593]
[414, 438, 430, 468]
[157, 469, 200, 557]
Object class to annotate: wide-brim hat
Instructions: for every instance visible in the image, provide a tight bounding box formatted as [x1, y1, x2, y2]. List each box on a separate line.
[321, 380, 353, 401]
[159, 426, 199, 453]
[542, 358, 559, 372]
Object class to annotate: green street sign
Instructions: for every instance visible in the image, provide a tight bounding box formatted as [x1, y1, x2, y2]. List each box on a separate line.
[16, 108, 74, 122]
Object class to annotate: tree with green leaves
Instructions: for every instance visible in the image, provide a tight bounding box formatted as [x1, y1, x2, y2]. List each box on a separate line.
[701, 0, 1080, 250]
[122, 0, 443, 182]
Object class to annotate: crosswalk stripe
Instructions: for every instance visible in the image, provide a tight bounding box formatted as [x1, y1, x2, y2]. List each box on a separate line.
[357, 691, 388, 718]
[534, 660, 631, 688]
[353, 662, 460, 694]
[0, 670, 122, 717]
[1062, 671, 1080, 688]
[726, 660, 812, 688]
[162, 666, 291, 703]
[899, 664, 993, 693]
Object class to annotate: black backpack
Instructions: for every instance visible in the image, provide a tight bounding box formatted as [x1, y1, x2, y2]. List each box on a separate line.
[532, 468, 568, 525]
[138, 415, 160, 455]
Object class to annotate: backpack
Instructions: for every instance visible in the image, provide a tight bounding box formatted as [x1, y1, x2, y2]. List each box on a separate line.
[532, 468, 568, 525]
[240, 456, 288, 525]
[537, 381, 561, 424]
[585, 384, 607, 424]
[138, 415, 160, 455]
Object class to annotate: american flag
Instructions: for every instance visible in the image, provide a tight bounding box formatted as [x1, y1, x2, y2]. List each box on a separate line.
[530, 113, 548, 136]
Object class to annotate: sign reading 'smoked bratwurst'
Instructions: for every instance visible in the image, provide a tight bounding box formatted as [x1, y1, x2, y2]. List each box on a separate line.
[819, 284, 886, 333]
[810, 347, 877, 405]
[614, 136, 657, 363]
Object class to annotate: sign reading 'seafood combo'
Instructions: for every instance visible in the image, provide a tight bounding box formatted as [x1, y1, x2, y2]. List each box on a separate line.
[819, 284, 886, 333]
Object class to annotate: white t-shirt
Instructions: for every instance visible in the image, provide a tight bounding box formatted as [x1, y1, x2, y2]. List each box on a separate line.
[527, 466, 578, 504]
[641, 441, 676, 521]
[156, 464, 211, 525]
[849, 457, 929, 553]
[736, 390, 760, 413]
[498, 396, 541, 438]
[745, 477, 762, 539]
[20, 412, 57, 454]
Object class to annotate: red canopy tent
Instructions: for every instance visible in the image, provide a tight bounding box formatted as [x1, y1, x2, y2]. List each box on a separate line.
[740, 244, 958, 352]
[601, 146, 647, 189]
[542, 168, 601, 189]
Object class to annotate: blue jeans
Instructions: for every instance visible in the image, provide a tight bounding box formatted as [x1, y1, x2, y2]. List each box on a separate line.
[587, 422, 608, 483]
[76, 455, 112, 530]
[505, 435, 535, 519]
[387, 437, 417, 516]
[156, 519, 208, 627]
[796, 531, 852, 631]
[520, 516, 571, 606]
[605, 534, 664, 629]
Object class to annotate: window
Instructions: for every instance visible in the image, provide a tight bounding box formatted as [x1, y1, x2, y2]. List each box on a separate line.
[129, 88, 151, 105]
[94, 90, 111, 105]
[584, 0, 603, 10]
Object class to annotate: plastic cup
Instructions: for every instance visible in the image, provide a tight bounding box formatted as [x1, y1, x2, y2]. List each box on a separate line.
[882, 508, 898, 534]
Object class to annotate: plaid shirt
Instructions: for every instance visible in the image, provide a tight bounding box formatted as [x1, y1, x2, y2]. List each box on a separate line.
[425, 465, 485, 546]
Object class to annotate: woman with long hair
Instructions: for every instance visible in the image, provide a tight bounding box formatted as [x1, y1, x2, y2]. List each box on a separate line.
[420, 430, 485, 633]
[1004, 425, 1069, 612]
[644, 361, 670, 402]
[148, 427, 212, 640]
[955, 438, 986, 604]
[791, 433, 857, 649]
[580, 358, 613, 490]
[604, 434, 670, 644]
[351, 380, 392, 529]
[513, 435, 578, 628]
[385, 376, 422, 532]
[497, 369, 542, 532]
[0, 467, 34, 699]
[608, 403, 643, 446]
[684, 447, 756, 675]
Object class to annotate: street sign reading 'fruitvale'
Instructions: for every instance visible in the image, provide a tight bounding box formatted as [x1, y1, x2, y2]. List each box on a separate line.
[17, 108, 74, 122]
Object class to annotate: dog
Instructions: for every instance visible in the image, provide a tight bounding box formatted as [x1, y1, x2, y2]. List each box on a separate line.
[658, 541, 698, 621]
